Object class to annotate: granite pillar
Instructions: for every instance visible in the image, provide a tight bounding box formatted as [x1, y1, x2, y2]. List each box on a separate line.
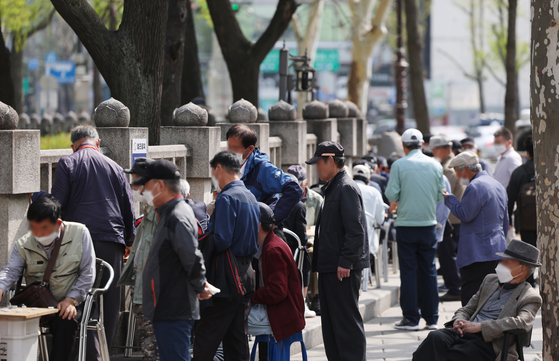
[218, 123, 270, 156]
[269, 120, 307, 168]
[306, 118, 338, 144]
[356, 118, 368, 156]
[96, 127, 150, 170]
[337, 118, 358, 157]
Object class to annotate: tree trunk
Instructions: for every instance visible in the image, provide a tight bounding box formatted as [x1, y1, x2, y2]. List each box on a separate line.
[404, 0, 429, 135]
[51, 0, 169, 145]
[348, 42, 374, 112]
[0, 23, 15, 108]
[531, 1, 559, 358]
[10, 41, 24, 114]
[206, 0, 298, 107]
[477, 75, 485, 114]
[503, 0, 517, 135]
[93, 64, 103, 110]
[161, 0, 188, 126]
[181, 0, 205, 106]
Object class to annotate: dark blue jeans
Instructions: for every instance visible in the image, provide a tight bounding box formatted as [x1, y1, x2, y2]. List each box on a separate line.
[397, 225, 439, 325]
[153, 319, 196, 361]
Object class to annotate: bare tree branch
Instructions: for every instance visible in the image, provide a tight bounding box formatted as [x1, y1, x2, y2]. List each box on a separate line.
[27, 9, 56, 38]
[205, 0, 250, 53]
[437, 48, 477, 80]
[291, 12, 304, 44]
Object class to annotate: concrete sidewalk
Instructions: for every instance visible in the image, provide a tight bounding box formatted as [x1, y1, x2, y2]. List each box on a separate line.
[305, 297, 543, 361]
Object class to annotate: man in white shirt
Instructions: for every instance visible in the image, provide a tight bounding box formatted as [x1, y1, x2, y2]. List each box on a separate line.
[492, 127, 522, 189]
[352, 165, 386, 256]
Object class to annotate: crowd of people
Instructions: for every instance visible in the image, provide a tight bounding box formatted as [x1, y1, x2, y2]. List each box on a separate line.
[0, 122, 542, 361]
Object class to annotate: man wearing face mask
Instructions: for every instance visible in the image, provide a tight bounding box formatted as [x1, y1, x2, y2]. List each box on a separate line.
[51, 125, 135, 360]
[118, 158, 160, 360]
[413, 239, 542, 361]
[0, 195, 96, 361]
[133, 159, 212, 361]
[430, 135, 465, 302]
[193, 151, 260, 361]
[443, 151, 508, 306]
[492, 127, 522, 189]
[226, 124, 302, 225]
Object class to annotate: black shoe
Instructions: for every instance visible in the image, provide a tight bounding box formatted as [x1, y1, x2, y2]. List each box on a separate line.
[438, 285, 449, 292]
[439, 292, 461, 302]
[394, 318, 419, 331]
[310, 295, 321, 315]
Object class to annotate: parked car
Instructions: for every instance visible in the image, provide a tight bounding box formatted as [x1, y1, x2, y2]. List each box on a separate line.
[467, 122, 502, 160]
[429, 126, 468, 142]
[372, 118, 417, 135]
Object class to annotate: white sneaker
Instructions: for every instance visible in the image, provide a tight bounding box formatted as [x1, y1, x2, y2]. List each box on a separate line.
[304, 303, 316, 318]
[425, 324, 438, 330]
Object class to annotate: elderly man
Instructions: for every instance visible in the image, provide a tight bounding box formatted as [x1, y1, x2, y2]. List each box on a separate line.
[134, 160, 211, 361]
[180, 179, 210, 233]
[51, 125, 135, 360]
[492, 127, 522, 189]
[306, 141, 369, 361]
[385, 129, 445, 331]
[0, 196, 96, 360]
[443, 151, 508, 306]
[413, 239, 542, 361]
[430, 135, 466, 302]
[461, 137, 493, 176]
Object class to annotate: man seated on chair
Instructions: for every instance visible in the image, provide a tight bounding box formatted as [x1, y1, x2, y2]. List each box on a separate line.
[413, 239, 542, 361]
[248, 202, 305, 342]
[0, 195, 96, 361]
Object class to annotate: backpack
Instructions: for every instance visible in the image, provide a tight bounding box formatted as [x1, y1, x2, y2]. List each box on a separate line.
[517, 164, 537, 231]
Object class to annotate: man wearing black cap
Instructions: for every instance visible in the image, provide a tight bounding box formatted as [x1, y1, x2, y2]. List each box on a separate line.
[413, 239, 542, 361]
[134, 159, 212, 361]
[119, 158, 160, 360]
[461, 137, 494, 176]
[306, 141, 369, 361]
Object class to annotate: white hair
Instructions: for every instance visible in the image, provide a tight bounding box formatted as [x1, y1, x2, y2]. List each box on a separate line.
[457, 164, 482, 172]
[180, 179, 190, 198]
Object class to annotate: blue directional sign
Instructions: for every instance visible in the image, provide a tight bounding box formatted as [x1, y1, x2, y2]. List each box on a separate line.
[45, 51, 57, 63]
[28, 58, 39, 71]
[46, 60, 76, 84]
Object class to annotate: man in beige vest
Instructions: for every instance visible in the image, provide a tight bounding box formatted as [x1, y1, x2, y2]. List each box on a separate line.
[431, 135, 466, 302]
[0, 195, 96, 360]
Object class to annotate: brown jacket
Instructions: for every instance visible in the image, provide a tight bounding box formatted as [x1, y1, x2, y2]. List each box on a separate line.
[441, 154, 465, 224]
[446, 274, 541, 361]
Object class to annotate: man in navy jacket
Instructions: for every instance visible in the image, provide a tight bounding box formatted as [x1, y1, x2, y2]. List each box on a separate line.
[226, 124, 302, 224]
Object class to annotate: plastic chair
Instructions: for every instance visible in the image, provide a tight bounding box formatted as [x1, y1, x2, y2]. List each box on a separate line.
[38, 258, 114, 361]
[500, 328, 532, 361]
[283, 228, 306, 297]
[250, 332, 308, 361]
[363, 212, 382, 291]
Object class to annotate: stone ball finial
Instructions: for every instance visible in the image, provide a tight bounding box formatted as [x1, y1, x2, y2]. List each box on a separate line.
[78, 110, 91, 125]
[30, 113, 41, 129]
[329, 99, 349, 118]
[173, 102, 208, 126]
[345, 100, 363, 118]
[53, 112, 64, 133]
[302, 100, 329, 120]
[228, 98, 258, 123]
[257, 108, 268, 122]
[93, 97, 130, 127]
[0, 101, 19, 130]
[41, 113, 53, 136]
[18, 113, 30, 129]
[268, 100, 297, 121]
[65, 111, 78, 132]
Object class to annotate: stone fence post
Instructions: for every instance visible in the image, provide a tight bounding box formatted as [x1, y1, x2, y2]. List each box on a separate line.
[268, 100, 307, 172]
[160, 102, 221, 203]
[0, 103, 40, 266]
[217, 99, 270, 155]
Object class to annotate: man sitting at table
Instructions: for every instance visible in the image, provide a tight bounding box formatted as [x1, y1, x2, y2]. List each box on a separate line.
[412, 239, 542, 361]
[0, 195, 96, 360]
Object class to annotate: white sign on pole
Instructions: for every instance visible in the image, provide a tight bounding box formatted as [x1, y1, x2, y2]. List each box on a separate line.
[132, 139, 147, 165]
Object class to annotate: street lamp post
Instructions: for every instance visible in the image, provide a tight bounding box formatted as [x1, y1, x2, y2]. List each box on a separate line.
[278, 43, 316, 103]
[395, 0, 409, 135]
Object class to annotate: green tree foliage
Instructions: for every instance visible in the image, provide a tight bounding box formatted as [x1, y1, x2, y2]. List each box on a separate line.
[0, 0, 54, 50]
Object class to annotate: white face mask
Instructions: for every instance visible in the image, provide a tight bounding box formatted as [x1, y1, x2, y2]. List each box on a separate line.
[132, 189, 146, 203]
[35, 228, 60, 246]
[211, 175, 221, 193]
[495, 144, 507, 155]
[234, 152, 244, 163]
[143, 185, 161, 207]
[495, 263, 521, 283]
[459, 177, 470, 186]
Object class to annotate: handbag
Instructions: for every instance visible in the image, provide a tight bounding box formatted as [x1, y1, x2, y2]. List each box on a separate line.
[10, 224, 65, 326]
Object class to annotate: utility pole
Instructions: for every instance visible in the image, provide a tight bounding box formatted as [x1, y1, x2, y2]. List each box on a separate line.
[394, 0, 409, 135]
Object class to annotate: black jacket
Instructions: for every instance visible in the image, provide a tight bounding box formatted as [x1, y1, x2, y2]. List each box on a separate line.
[283, 201, 308, 252]
[185, 198, 210, 233]
[313, 169, 369, 273]
[507, 159, 535, 226]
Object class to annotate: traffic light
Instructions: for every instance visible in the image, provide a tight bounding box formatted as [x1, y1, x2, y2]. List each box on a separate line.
[232, 3, 239, 11]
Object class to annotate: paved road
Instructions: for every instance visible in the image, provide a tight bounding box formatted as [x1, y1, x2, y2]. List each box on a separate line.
[305, 298, 543, 361]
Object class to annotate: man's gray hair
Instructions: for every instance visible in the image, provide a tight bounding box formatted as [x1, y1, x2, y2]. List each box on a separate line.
[523, 263, 536, 277]
[457, 163, 482, 172]
[71, 125, 99, 144]
[180, 179, 190, 198]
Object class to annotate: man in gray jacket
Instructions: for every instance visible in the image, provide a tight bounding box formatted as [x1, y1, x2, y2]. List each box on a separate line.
[413, 239, 542, 361]
[134, 159, 212, 361]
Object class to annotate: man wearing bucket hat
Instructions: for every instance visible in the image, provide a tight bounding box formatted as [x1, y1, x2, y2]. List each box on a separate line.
[413, 239, 542, 361]
[443, 151, 509, 306]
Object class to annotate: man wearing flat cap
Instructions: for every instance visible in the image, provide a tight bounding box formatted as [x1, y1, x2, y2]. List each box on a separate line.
[135, 159, 212, 361]
[306, 141, 369, 361]
[413, 239, 542, 361]
[443, 151, 509, 306]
